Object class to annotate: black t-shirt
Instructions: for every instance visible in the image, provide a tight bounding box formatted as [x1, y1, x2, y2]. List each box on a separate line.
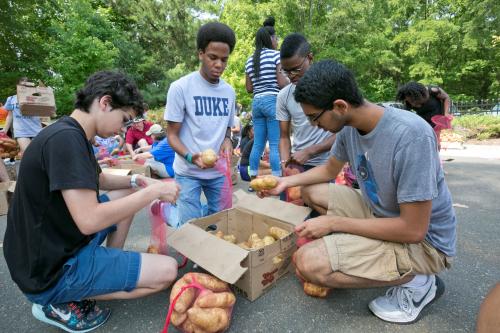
[3, 116, 100, 294]
[239, 138, 254, 166]
[412, 86, 444, 127]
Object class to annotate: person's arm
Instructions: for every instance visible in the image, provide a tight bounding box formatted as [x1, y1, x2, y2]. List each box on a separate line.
[220, 127, 232, 156]
[279, 120, 292, 170]
[134, 145, 152, 153]
[245, 73, 253, 94]
[432, 87, 451, 116]
[231, 120, 240, 134]
[62, 181, 179, 235]
[0, 160, 10, 182]
[291, 134, 336, 165]
[125, 143, 135, 157]
[133, 151, 153, 160]
[275, 64, 289, 89]
[3, 111, 13, 135]
[295, 200, 432, 244]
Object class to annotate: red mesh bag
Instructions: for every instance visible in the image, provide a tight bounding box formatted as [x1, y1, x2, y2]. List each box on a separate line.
[162, 272, 235, 333]
[214, 153, 233, 211]
[284, 164, 304, 206]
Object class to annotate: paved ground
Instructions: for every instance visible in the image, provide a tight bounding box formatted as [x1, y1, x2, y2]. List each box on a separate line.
[1, 149, 499, 332]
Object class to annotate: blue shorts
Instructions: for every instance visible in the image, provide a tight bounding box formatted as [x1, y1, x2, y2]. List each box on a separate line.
[24, 195, 141, 306]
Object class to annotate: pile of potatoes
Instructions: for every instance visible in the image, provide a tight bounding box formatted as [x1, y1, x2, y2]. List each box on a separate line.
[169, 272, 236, 333]
[212, 226, 290, 250]
[249, 176, 278, 191]
[0, 137, 19, 159]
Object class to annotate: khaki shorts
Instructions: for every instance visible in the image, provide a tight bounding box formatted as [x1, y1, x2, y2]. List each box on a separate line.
[323, 184, 451, 281]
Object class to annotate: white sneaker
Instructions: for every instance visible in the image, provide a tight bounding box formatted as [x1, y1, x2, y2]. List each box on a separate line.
[368, 275, 445, 324]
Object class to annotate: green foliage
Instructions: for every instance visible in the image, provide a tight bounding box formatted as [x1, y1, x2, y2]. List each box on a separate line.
[0, 0, 498, 115]
[453, 115, 500, 140]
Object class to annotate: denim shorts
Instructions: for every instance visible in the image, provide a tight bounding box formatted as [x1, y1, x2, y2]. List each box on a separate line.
[24, 195, 141, 306]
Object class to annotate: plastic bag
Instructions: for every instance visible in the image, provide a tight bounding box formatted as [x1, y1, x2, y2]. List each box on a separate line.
[214, 153, 233, 211]
[162, 272, 235, 333]
[284, 164, 304, 206]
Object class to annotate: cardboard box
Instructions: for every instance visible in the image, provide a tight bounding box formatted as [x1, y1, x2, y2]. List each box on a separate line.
[17, 82, 56, 117]
[101, 160, 151, 178]
[0, 181, 16, 215]
[168, 190, 311, 301]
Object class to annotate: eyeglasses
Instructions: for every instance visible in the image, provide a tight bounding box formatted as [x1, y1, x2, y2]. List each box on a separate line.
[280, 57, 307, 77]
[307, 109, 329, 125]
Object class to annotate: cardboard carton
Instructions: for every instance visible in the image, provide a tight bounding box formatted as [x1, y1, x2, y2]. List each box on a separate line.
[101, 160, 151, 178]
[0, 181, 16, 215]
[168, 190, 311, 301]
[17, 82, 56, 117]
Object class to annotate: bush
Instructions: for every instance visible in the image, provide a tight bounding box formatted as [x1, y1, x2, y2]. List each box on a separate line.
[453, 115, 500, 140]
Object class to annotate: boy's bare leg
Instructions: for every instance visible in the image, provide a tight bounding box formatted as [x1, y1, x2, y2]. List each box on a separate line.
[17, 137, 32, 156]
[302, 183, 329, 215]
[295, 239, 413, 289]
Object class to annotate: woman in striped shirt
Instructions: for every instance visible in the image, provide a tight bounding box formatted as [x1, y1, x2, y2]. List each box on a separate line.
[245, 17, 288, 178]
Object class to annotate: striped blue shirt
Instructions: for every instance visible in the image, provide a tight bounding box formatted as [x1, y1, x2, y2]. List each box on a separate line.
[245, 48, 280, 97]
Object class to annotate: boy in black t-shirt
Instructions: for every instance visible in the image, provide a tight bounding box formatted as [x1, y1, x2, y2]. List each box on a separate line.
[3, 71, 180, 332]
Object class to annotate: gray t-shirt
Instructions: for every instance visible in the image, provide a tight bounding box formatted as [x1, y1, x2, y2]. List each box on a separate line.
[165, 71, 235, 179]
[332, 106, 457, 256]
[276, 84, 333, 166]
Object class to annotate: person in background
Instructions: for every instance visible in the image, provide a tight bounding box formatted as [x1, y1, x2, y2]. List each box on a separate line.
[396, 81, 451, 128]
[277, 33, 335, 173]
[165, 22, 236, 226]
[133, 124, 175, 178]
[3, 71, 180, 332]
[245, 16, 288, 178]
[231, 109, 241, 149]
[125, 117, 153, 158]
[4, 77, 43, 156]
[260, 60, 456, 324]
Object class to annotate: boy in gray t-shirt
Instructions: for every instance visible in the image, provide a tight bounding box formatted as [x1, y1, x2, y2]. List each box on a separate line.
[277, 34, 335, 171]
[165, 22, 236, 226]
[261, 60, 456, 325]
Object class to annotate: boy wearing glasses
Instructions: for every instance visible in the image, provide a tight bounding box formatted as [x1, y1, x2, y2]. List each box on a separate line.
[260, 60, 456, 324]
[277, 33, 335, 172]
[3, 71, 181, 332]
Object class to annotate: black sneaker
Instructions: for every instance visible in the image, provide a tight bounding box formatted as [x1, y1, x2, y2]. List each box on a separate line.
[32, 300, 111, 332]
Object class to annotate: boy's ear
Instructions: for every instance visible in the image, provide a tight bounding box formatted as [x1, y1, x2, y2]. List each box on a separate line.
[98, 95, 112, 111]
[332, 99, 349, 114]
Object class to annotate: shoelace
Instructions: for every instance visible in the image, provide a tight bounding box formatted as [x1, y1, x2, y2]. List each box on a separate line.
[384, 286, 415, 315]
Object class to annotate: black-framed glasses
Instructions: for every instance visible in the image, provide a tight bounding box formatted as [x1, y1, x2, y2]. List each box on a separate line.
[307, 109, 329, 124]
[280, 57, 307, 77]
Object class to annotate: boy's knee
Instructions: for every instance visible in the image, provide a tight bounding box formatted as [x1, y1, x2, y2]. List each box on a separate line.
[295, 242, 331, 284]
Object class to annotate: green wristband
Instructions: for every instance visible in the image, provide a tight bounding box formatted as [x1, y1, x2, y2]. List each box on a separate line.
[184, 152, 193, 164]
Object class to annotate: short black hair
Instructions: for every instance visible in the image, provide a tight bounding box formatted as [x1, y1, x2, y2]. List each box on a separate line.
[396, 81, 427, 102]
[197, 22, 236, 53]
[280, 33, 311, 59]
[75, 71, 144, 116]
[294, 60, 364, 109]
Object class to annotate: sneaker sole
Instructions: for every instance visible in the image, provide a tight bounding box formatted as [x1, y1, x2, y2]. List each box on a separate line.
[369, 275, 445, 325]
[32, 304, 111, 333]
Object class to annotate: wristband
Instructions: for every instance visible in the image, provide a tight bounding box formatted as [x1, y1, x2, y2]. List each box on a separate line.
[130, 174, 139, 188]
[184, 152, 193, 164]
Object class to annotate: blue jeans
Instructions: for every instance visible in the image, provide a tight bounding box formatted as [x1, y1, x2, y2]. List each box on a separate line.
[250, 94, 281, 177]
[175, 174, 226, 226]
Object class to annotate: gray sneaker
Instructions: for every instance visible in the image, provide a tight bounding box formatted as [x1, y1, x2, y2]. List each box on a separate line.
[368, 275, 444, 324]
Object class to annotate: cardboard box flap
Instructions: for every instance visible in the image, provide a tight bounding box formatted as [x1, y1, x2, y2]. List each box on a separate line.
[168, 223, 249, 284]
[233, 190, 311, 226]
[101, 168, 133, 176]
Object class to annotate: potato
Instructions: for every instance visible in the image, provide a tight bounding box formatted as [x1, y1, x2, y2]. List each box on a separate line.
[249, 176, 278, 191]
[195, 291, 236, 308]
[288, 186, 301, 201]
[201, 149, 217, 168]
[223, 234, 236, 244]
[171, 310, 187, 326]
[237, 242, 251, 250]
[251, 239, 265, 249]
[272, 254, 283, 265]
[248, 233, 260, 243]
[181, 318, 209, 333]
[269, 226, 290, 240]
[263, 235, 275, 246]
[187, 307, 229, 333]
[170, 277, 196, 313]
[184, 273, 228, 292]
[303, 282, 330, 298]
[146, 245, 159, 254]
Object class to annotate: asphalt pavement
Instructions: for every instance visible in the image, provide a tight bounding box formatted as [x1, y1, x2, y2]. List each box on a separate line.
[1, 150, 499, 333]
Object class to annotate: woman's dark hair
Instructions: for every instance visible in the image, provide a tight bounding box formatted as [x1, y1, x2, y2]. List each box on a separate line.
[252, 17, 276, 78]
[396, 82, 428, 102]
[294, 60, 364, 109]
[197, 22, 236, 53]
[75, 71, 144, 115]
[280, 33, 311, 59]
[241, 123, 253, 138]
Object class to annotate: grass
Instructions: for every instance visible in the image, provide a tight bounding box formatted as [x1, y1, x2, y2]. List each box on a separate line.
[453, 115, 500, 140]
